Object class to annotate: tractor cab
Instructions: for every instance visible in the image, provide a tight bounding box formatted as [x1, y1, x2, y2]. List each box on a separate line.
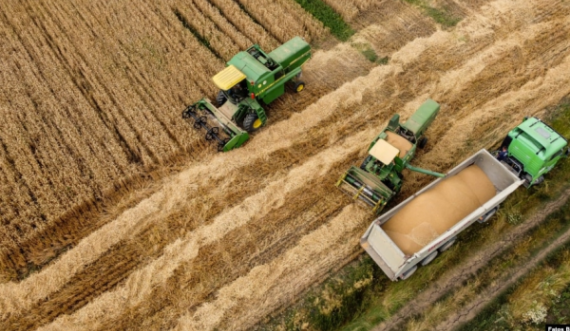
[364, 140, 403, 191]
[212, 65, 249, 105]
[500, 117, 568, 186]
[336, 99, 443, 214]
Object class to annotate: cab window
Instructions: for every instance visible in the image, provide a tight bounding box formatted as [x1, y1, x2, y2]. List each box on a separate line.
[224, 80, 248, 104]
[550, 149, 563, 161]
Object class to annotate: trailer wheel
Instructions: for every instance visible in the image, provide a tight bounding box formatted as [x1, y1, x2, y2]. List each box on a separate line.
[438, 237, 457, 252]
[400, 266, 418, 280]
[243, 112, 262, 132]
[478, 207, 498, 223]
[295, 81, 305, 93]
[216, 90, 227, 107]
[420, 251, 438, 266]
[418, 137, 428, 149]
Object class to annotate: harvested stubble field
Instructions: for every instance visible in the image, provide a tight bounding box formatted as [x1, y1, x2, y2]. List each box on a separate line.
[1, 0, 570, 330]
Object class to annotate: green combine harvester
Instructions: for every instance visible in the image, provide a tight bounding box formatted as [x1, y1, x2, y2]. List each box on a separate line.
[336, 99, 445, 214]
[498, 116, 569, 187]
[182, 36, 311, 151]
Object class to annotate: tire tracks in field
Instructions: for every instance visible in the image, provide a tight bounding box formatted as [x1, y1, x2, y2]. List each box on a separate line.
[0, 54, 396, 329]
[0, 24, 372, 282]
[175, 44, 570, 330]
[352, 0, 438, 57]
[169, 1, 570, 329]
[175, 204, 371, 331]
[436, 208, 570, 330]
[6, 0, 570, 329]
[374, 188, 570, 331]
[35, 129, 374, 331]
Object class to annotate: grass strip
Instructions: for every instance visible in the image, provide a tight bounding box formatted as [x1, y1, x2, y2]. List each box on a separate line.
[293, 0, 354, 41]
[456, 226, 570, 330]
[403, 0, 461, 27]
[405, 194, 570, 331]
[172, 8, 223, 60]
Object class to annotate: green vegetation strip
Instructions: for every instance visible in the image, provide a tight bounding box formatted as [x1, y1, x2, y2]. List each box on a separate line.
[546, 281, 570, 324]
[172, 9, 223, 60]
[352, 42, 390, 65]
[254, 100, 570, 331]
[403, 0, 461, 27]
[457, 215, 570, 330]
[405, 194, 570, 331]
[293, 0, 354, 41]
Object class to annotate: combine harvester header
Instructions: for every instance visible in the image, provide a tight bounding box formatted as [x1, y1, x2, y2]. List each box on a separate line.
[183, 36, 311, 152]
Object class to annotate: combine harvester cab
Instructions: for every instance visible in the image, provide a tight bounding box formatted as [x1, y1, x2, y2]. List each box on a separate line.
[182, 36, 311, 152]
[498, 117, 569, 187]
[336, 99, 443, 214]
[361, 150, 525, 281]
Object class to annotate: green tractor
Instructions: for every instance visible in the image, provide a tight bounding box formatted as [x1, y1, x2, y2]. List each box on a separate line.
[336, 99, 445, 214]
[498, 117, 569, 187]
[182, 36, 311, 151]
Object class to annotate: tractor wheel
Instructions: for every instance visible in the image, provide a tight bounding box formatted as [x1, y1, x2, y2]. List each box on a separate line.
[523, 173, 533, 185]
[418, 137, 428, 149]
[295, 81, 305, 93]
[243, 112, 263, 132]
[216, 90, 227, 107]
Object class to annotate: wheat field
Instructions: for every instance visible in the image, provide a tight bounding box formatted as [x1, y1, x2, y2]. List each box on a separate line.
[1, 0, 570, 330]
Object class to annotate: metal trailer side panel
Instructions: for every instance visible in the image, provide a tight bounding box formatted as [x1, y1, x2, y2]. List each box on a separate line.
[407, 176, 523, 269]
[361, 149, 524, 280]
[403, 152, 524, 277]
[361, 224, 405, 280]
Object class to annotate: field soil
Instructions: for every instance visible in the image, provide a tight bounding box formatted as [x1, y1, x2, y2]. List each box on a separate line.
[1, 0, 570, 330]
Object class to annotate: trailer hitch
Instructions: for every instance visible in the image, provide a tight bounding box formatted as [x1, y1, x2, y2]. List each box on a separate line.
[183, 106, 229, 151]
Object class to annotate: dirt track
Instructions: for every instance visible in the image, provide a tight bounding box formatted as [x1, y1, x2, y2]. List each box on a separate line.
[373, 188, 570, 331]
[436, 196, 570, 330]
[1, 0, 570, 330]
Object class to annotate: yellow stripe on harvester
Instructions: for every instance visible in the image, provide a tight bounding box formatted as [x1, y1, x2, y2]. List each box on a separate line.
[212, 65, 246, 90]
